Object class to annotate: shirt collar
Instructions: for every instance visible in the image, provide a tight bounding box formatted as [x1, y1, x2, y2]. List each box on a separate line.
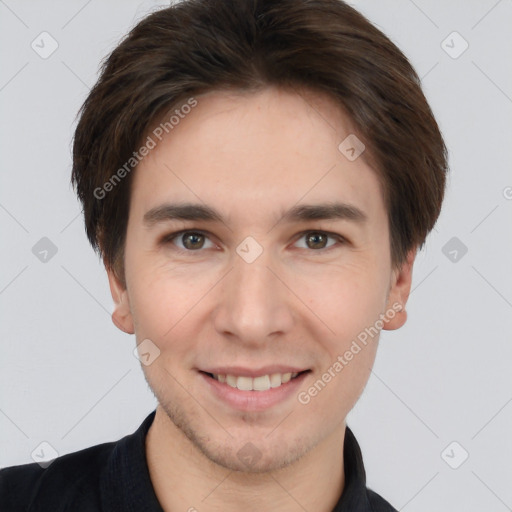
[100, 410, 163, 512]
[333, 425, 373, 511]
[100, 410, 373, 511]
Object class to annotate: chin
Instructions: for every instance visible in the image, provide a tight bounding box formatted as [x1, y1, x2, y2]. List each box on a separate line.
[197, 436, 313, 474]
[158, 395, 317, 473]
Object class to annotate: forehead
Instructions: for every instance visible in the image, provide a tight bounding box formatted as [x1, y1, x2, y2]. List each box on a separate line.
[130, 87, 386, 228]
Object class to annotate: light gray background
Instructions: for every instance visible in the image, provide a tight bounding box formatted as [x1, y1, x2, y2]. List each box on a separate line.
[1, 0, 511, 510]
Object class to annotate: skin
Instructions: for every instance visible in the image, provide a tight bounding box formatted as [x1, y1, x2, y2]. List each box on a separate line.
[106, 87, 415, 511]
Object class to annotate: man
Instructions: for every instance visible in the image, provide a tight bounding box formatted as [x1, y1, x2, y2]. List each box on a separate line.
[0, 0, 447, 510]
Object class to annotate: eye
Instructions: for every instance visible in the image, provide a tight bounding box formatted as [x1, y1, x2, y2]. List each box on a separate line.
[294, 231, 344, 251]
[161, 229, 345, 253]
[163, 230, 216, 252]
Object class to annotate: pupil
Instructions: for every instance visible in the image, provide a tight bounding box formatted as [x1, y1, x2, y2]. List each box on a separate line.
[308, 232, 326, 249]
[184, 233, 203, 249]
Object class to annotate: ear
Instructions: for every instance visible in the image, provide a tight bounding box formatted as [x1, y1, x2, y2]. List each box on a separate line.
[106, 263, 134, 335]
[382, 248, 416, 331]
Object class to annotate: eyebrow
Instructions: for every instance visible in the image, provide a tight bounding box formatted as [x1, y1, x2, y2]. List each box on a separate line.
[143, 201, 367, 228]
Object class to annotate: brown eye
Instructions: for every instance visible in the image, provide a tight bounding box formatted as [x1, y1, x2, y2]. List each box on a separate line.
[294, 231, 342, 251]
[180, 232, 206, 250]
[305, 232, 329, 249]
[162, 230, 215, 252]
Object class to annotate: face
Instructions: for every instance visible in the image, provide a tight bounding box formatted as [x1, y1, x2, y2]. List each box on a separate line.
[107, 87, 414, 472]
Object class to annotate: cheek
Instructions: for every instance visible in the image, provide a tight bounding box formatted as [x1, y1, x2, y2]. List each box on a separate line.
[126, 257, 217, 361]
[298, 343, 377, 425]
[297, 261, 387, 407]
[125, 256, 183, 337]
[296, 266, 384, 413]
[300, 259, 390, 340]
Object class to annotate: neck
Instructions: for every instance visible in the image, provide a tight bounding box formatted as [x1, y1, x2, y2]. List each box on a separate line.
[145, 406, 346, 512]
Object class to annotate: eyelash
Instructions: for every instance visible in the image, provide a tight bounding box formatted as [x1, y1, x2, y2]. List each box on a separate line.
[161, 229, 347, 254]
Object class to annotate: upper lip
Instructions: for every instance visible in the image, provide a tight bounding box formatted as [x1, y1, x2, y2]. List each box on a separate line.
[199, 366, 309, 378]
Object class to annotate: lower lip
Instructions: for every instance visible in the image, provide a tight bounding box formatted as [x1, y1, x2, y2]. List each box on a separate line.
[199, 371, 309, 412]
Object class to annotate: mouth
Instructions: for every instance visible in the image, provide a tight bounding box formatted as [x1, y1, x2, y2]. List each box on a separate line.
[198, 367, 311, 412]
[200, 370, 310, 391]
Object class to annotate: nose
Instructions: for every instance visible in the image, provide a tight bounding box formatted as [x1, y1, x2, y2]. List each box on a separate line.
[212, 247, 295, 347]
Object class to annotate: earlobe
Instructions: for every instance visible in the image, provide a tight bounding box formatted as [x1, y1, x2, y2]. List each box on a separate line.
[382, 248, 416, 331]
[106, 266, 134, 335]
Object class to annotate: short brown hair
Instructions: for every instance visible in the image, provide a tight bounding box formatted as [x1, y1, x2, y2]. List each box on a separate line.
[71, 0, 448, 285]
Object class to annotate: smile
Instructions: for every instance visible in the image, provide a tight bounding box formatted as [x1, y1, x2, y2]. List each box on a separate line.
[209, 372, 301, 391]
[199, 369, 311, 411]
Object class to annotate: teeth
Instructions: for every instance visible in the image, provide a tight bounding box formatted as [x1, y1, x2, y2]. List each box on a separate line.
[226, 375, 237, 387]
[270, 373, 282, 388]
[281, 372, 292, 384]
[236, 376, 253, 391]
[253, 375, 270, 391]
[212, 372, 299, 391]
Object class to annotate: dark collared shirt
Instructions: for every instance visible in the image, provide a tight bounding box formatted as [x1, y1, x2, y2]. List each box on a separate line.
[0, 410, 397, 511]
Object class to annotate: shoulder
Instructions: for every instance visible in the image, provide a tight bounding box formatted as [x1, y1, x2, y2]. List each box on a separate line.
[366, 488, 398, 512]
[0, 440, 116, 512]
